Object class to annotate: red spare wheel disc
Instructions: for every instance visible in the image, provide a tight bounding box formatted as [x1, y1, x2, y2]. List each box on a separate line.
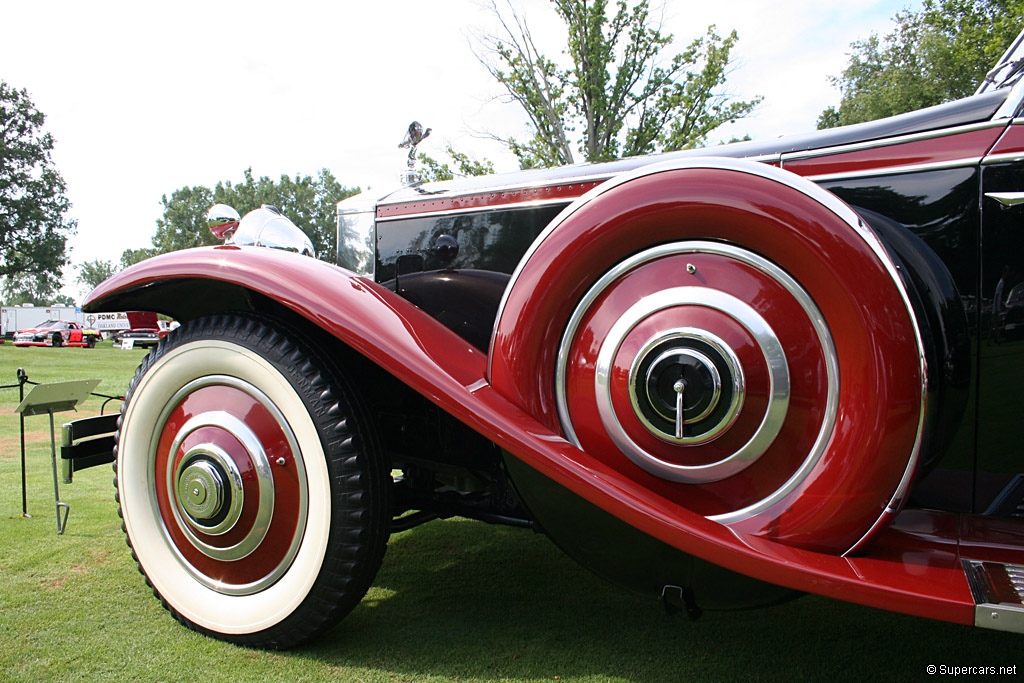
[490, 157, 926, 555]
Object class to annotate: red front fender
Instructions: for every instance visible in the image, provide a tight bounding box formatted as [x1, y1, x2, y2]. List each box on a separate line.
[84, 245, 972, 625]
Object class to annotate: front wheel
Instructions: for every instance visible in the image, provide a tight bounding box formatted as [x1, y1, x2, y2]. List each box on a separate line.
[116, 313, 390, 648]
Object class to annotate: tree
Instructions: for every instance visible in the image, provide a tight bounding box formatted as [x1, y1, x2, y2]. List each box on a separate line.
[0, 275, 72, 306]
[0, 81, 77, 301]
[121, 247, 157, 269]
[418, 144, 496, 182]
[150, 184, 216, 255]
[125, 168, 359, 265]
[77, 258, 117, 291]
[819, 0, 1024, 128]
[478, 0, 761, 167]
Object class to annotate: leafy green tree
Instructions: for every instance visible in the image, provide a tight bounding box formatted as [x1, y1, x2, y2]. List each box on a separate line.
[819, 0, 1024, 128]
[151, 184, 217, 254]
[418, 144, 496, 182]
[120, 247, 157, 269]
[0, 81, 77, 301]
[124, 168, 359, 265]
[478, 0, 761, 167]
[77, 258, 117, 291]
[0, 275, 71, 306]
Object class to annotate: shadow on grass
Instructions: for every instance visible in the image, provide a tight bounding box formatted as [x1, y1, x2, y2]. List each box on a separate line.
[295, 519, 1022, 681]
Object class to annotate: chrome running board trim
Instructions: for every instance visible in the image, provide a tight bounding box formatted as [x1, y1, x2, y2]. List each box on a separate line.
[964, 560, 1024, 633]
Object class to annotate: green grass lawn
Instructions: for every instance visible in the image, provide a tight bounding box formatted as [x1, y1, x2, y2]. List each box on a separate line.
[1, 342, 1022, 682]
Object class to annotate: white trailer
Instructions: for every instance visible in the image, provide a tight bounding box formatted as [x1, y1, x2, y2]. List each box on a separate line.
[1, 304, 87, 338]
[1, 306, 142, 340]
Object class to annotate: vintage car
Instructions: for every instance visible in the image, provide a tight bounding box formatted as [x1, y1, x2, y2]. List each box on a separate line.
[80, 30, 1024, 649]
[109, 312, 177, 347]
[13, 319, 99, 348]
[157, 319, 180, 336]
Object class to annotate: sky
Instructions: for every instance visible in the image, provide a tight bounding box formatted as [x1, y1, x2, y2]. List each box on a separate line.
[0, 0, 919, 301]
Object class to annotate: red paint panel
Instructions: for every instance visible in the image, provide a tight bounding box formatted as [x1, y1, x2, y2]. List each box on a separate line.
[989, 123, 1024, 157]
[85, 246, 489, 395]
[376, 181, 604, 219]
[961, 514, 1024, 565]
[84, 246, 972, 625]
[782, 127, 1004, 177]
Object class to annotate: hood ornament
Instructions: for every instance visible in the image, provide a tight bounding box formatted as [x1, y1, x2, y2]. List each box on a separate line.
[398, 121, 431, 186]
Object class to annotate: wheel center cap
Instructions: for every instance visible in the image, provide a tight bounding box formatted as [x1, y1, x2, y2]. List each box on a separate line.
[645, 348, 721, 425]
[628, 328, 744, 445]
[177, 460, 225, 522]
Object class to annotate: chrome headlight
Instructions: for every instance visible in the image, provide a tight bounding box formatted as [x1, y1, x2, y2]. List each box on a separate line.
[230, 205, 315, 258]
[207, 204, 241, 239]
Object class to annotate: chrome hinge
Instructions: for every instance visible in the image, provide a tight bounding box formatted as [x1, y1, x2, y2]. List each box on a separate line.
[986, 191, 1024, 209]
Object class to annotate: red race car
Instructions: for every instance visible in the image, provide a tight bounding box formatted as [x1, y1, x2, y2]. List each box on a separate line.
[13, 320, 99, 348]
[82, 30, 1024, 649]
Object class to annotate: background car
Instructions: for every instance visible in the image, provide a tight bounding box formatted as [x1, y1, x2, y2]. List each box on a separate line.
[13, 320, 99, 348]
[157, 319, 179, 338]
[113, 312, 175, 348]
[116, 327, 160, 348]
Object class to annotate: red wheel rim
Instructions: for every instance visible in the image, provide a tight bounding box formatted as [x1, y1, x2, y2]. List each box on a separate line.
[151, 376, 308, 594]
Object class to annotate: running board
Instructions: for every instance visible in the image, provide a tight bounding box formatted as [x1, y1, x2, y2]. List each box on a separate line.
[963, 560, 1024, 633]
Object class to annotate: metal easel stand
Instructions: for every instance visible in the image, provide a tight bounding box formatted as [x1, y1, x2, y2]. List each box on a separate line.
[0, 368, 31, 517]
[14, 378, 101, 534]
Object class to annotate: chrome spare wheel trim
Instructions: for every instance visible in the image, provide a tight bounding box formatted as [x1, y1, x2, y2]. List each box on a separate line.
[592, 288, 788, 483]
[493, 156, 859, 379]
[556, 241, 838, 502]
[151, 375, 310, 596]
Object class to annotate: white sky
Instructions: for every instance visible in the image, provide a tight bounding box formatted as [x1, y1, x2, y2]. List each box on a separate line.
[0, 0, 917, 301]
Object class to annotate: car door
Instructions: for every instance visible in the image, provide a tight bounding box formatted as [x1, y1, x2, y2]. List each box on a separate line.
[977, 120, 1024, 516]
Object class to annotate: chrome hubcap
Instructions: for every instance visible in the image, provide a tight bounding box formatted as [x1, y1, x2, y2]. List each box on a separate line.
[178, 460, 224, 522]
[174, 445, 244, 534]
[142, 370, 311, 596]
